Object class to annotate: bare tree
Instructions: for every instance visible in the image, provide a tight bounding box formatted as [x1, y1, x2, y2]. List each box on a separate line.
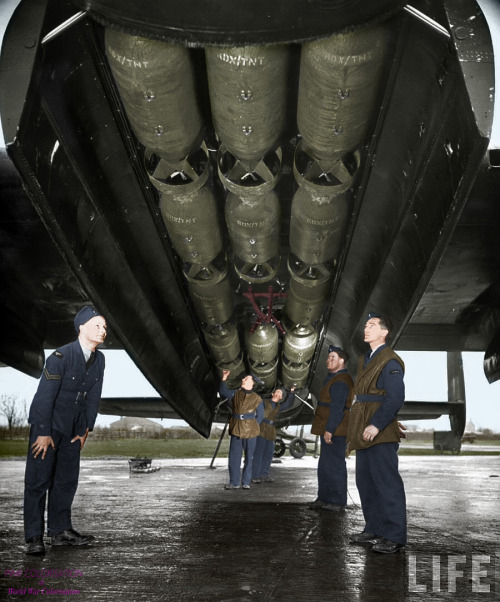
[1, 394, 28, 438]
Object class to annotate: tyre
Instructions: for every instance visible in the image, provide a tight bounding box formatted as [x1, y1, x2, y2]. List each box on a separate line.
[289, 437, 307, 458]
[274, 438, 286, 458]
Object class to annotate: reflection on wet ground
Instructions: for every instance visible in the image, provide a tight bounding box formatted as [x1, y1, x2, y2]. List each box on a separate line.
[1, 455, 498, 600]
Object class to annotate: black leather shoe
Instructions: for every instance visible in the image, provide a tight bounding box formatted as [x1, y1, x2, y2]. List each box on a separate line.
[308, 498, 326, 509]
[372, 538, 405, 554]
[26, 535, 45, 555]
[51, 529, 95, 546]
[350, 531, 381, 544]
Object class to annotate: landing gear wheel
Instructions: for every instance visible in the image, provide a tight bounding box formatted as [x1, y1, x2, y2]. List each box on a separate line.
[289, 437, 307, 458]
[274, 438, 286, 458]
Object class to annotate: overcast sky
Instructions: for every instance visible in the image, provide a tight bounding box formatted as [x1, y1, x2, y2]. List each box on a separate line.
[1, 2, 499, 432]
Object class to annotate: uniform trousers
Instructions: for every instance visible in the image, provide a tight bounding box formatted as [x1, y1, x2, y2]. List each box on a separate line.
[24, 428, 81, 541]
[355, 442, 407, 545]
[317, 435, 347, 506]
[252, 436, 275, 479]
[228, 435, 257, 487]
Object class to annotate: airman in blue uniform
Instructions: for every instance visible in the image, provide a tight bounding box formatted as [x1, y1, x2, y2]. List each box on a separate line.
[251, 386, 296, 483]
[310, 345, 353, 510]
[219, 370, 264, 489]
[24, 306, 107, 555]
[348, 313, 407, 554]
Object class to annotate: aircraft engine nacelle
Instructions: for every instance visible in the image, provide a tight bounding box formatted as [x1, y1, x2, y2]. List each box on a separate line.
[105, 29, 202, 163]
[205, 44, 288, 171]
[297, 24, 389, 167]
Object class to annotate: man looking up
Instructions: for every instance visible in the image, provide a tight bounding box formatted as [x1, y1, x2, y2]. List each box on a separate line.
[251, 385, 296, 484]
[220, 370, 264, 490]
[348, 312, 406, 554]
[310, 345, 353, 511]
[24, 306, 106, 555]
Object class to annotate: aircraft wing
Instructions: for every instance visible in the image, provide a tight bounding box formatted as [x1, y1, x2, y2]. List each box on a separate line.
[1, 0, 498, 437]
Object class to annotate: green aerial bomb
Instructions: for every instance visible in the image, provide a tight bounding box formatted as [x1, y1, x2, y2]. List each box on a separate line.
[285, 261, 333, 326]
[297, 23, 389, 168]
[205, 44, 288, 172]
[245, 324, 279, 365]
[203, 323, 241, 366]
[105, 28, 203, 163]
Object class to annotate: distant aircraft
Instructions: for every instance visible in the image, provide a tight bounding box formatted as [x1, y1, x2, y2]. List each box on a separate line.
[1, 0, 498, 438]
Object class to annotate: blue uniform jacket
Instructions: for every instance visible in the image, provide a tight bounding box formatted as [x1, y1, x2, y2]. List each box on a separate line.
[28, 340, 105, 438]
[267, 391, 295, 415]
[364, 345, 405, 431]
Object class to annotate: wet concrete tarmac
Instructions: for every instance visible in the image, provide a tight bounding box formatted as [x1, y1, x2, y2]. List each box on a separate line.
[1, 454, 499, 601]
